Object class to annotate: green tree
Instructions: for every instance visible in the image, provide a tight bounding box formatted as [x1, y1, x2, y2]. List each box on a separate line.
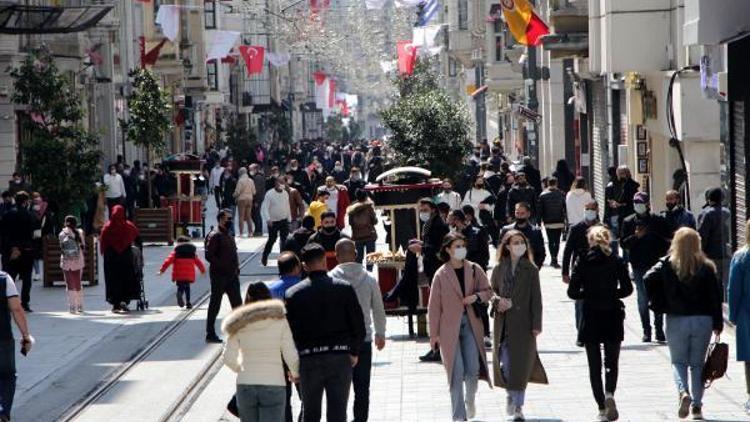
[380, 60, 472, 180]
[120, 68, 172, 206]
[346, 119, 364, 142]
[325, 114, 346, 143]
[226, 116, 256, 164]
[9, 46, 101, 221]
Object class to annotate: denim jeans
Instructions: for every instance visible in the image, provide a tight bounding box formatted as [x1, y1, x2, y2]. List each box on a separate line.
[584, 341, 621, 408]
[0, 340, 16, 420]
[450, 314, 479, 421]
[352, 342, 373, 422]
[666, 315, 713, 407]
[236, 384, 286, 422]
[299, 354, 352, 422]
[632, 268, 663, 336]
[500, 342, 526, 407]
[263, 221, 290, 261]
[355, 240, 376, 271]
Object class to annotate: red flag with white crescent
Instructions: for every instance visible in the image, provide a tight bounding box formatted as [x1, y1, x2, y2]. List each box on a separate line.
[239, 45, 265, 75]
[397, 40, 417, 75]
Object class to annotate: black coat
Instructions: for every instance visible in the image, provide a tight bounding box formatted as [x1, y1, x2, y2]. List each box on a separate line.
[620, 212, 670, 271]
[697, 205, 731, 260]
[568, 248, 633, 343]
[644, 258, 723, 331]
[537, 189, 566, 225]
[285, 271, 366, 356]
[463, 224, 489, 271]
[500, 222, 546, 268]
[423, 213, 449, 281]
[562, 220, 602, 276]
[604, 178, 639, 226]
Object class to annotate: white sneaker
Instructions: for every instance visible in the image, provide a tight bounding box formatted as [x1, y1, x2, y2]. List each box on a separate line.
[513, 406, 525, 421]
[596, 409, 608, 422]
[505, 396, 514, 416]
[465, 399, 476, 419]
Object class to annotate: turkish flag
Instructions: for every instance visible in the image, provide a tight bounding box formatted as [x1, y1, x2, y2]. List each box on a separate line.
[239, 45, 265, 75]
[397, 40, 417, 75]
[328, 79, 336, 108]
[310, 0, 330, 13]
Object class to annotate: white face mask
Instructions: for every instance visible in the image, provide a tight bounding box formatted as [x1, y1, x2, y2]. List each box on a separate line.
[584, 209, 598, 222]
[419, 212, 431, 222]
[510, 243, 527, 258]
[452, 247, 467, 261]
[634, 203, 648, 215]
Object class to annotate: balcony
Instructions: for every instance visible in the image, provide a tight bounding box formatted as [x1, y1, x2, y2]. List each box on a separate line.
[448, 30, 474, 66]
[486, 61, 524, 94]
[549, 0, 588, 34]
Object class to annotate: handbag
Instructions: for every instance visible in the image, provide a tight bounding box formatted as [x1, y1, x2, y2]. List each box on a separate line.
[702, 335, 728, 388]
[227, 394, 239, 417]
[469, 265, 486, 319]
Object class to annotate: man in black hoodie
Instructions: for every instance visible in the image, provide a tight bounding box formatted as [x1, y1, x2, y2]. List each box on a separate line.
[307, 212, 348, 271]
[286, 243, 365, 422]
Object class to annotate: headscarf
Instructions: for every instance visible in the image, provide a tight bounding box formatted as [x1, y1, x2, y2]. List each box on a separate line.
[100, 205, 139, 254]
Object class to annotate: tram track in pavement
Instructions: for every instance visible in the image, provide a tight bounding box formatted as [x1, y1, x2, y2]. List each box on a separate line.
[59, 247, 263, 422]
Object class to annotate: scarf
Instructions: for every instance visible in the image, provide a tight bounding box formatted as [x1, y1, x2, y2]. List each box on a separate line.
[497, 257, 520, 298]
[100, 205, 139, 254]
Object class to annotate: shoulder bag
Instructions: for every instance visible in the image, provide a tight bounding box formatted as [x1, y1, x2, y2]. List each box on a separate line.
[702, 334, 728, 388]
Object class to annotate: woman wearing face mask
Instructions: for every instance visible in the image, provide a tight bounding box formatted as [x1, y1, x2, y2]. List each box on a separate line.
[427, 232, 493, 421]
[566, 177, 594, 226]
[461, 176, 494, 227]
[568, 226, 632, 421]
[490, 230, 548, 421]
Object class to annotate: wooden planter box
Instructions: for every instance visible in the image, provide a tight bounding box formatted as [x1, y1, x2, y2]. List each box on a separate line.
[43, 235, 98, 287]
[134, 207, 174, 245]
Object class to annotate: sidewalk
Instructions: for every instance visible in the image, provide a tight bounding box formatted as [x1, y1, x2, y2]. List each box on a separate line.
[189, 264, 749, 422]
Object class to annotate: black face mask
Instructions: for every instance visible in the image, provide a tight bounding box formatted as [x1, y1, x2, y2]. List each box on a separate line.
[475, 184, 484, 189]
[666, 203, 677, 211]
[515, 218, 528, 225]
[322, 226, 336, 234]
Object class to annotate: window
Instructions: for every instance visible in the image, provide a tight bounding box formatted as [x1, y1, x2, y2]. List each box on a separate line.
[207, 60, 218, 90]
[495, 36, 504, 62]
[204, 0, 216, 29]
[153, 0, 162, 22]
[458, 0, 468, 30]
[448, 58, 458, 77]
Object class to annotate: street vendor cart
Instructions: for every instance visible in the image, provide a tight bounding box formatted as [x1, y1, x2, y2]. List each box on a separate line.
[364, 167, 441, 337]
[160, 154, 207, 238]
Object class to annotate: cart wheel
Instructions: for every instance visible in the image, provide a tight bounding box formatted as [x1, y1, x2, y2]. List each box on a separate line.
[144, 301, 149, 310]
[136, 302, 144, 311]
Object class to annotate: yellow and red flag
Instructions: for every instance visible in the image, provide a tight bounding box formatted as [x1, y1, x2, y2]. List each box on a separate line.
[500, 0, 549, 46]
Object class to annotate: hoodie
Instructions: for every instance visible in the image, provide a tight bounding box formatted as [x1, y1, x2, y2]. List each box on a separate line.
[329, 262, 386, 341]
[221, 299, 299, 386]
[566, 188, 593, 226]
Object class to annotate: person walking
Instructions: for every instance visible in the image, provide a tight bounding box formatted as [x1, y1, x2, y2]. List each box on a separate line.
[343, 167, 366, 203]
[697, 188, 731, 290]
[283, 216, 316, 258]
[437, 179, 463, 211]
[158, 235, 206, 309]
[567, 226, 633, 421]
[490, 230, 547, 421]
[321, 177, 350, 230]
[221, 167, 239, 232]
[0, 192, 36, 312]
[500, 203, 546, 268]
[661, 190, 696, 236]
[728, 219, 750, 415]
[100, 205, 141, 313]
[462, 175, 495, 233]
[205, 209, 242, 343]
[307, 212, 346, 271]
[103, 164, 126, 217]
[285, 243, 366, 422]
[307, 189, 329, 229]
[566, 177, 593, 227]
[329, 239, 387, 422]
[347, 190, 378, 271]
[644, 227, 723, 420]
[620, 192, 670, 343]
[250, 164, 267, 236]
[210, 160, 225, 209]
[222, 282, 299, 422]
[506, 173, 537, 221]
[59, 216, 86, 314]
[552, 159, 575, 193]
[261, 177, 292, 267]
[234, 168, 257, 237]
[427, 232, 492, 421]
[537, 177, 566, 268]
[284, 174, 307, 232]
[519, 157, 542, 196]
[0, 270, 32, 422]
[604, 166, 640, 255]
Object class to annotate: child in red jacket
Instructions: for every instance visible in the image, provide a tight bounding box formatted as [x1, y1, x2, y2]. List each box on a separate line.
[158, 236, 206, 309]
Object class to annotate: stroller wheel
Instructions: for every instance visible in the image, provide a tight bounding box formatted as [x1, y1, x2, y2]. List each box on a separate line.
[144, 301, 149, 310]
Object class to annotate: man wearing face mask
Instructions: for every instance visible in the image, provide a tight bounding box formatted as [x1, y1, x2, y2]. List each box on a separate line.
[103, 164, 126, 217]
[604, 166, 640, 248]
[344, 167, 366, 203]
[660, 190, 696, 238]
[307, 212, 348, 271]
[506, 172, 537, 222]
[620, 192, 670, 343]
[260, 177, 292, 267]
[265, 166, 281, 192]
[500, 202, 546, 268]
[204, 209, 242, 343]
[437, 179, 462, 211]
[331, 161, 348, 185]
[288, 159, 311, 198]
[322, 176, 351, 230]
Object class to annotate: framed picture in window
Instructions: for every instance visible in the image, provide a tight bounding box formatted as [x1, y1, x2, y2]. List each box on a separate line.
[637, 142, 648, 157]
[638, 158, 649, 174]
[636, 125, 647, 140]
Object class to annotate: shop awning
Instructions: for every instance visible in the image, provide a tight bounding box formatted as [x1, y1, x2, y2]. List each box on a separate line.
[0, 3, 113, 34]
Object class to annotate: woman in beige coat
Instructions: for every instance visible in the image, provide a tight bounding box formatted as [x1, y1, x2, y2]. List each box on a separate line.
[234, 167, 257, 237]
[428, 232, 493, 421]
[491, 230, 548, 421]
[222, 282, 299, 422]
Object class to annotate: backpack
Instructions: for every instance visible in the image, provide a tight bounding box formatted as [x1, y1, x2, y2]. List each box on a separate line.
[60, 232, 80, 259]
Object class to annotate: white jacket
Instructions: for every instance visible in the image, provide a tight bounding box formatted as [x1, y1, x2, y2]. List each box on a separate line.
[566, 188, 593, 226]
[222, 300, 299, 386]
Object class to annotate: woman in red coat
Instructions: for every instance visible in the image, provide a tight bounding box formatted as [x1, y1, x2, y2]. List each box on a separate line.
[159, 236, 206, 309]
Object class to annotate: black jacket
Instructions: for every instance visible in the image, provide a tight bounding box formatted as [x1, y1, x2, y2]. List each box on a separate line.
[620, 212, 670, 271]
[604, 178, 639, 225]
[0, 205, 35, 253]
[568, 247, 633, 342]
[423, 213, 449, 280]
[308, 228, 345, 252]
[520, 164, 542, 195]
[500, 222, 546, 268]
[644, 258, 723, 331]
[462, 225, 489, 271]
[506, 184, 537, 219]
[537, 188, 566, 225]
[285, 271, 366, 356]
[205, 227, 239, 279]
[697, 205, 731, 260]
[562, 220, 602, 276]
[344, 178, 366, 202]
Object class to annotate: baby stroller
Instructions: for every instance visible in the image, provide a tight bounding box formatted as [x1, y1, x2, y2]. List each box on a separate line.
[132, 245, 149, 311]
